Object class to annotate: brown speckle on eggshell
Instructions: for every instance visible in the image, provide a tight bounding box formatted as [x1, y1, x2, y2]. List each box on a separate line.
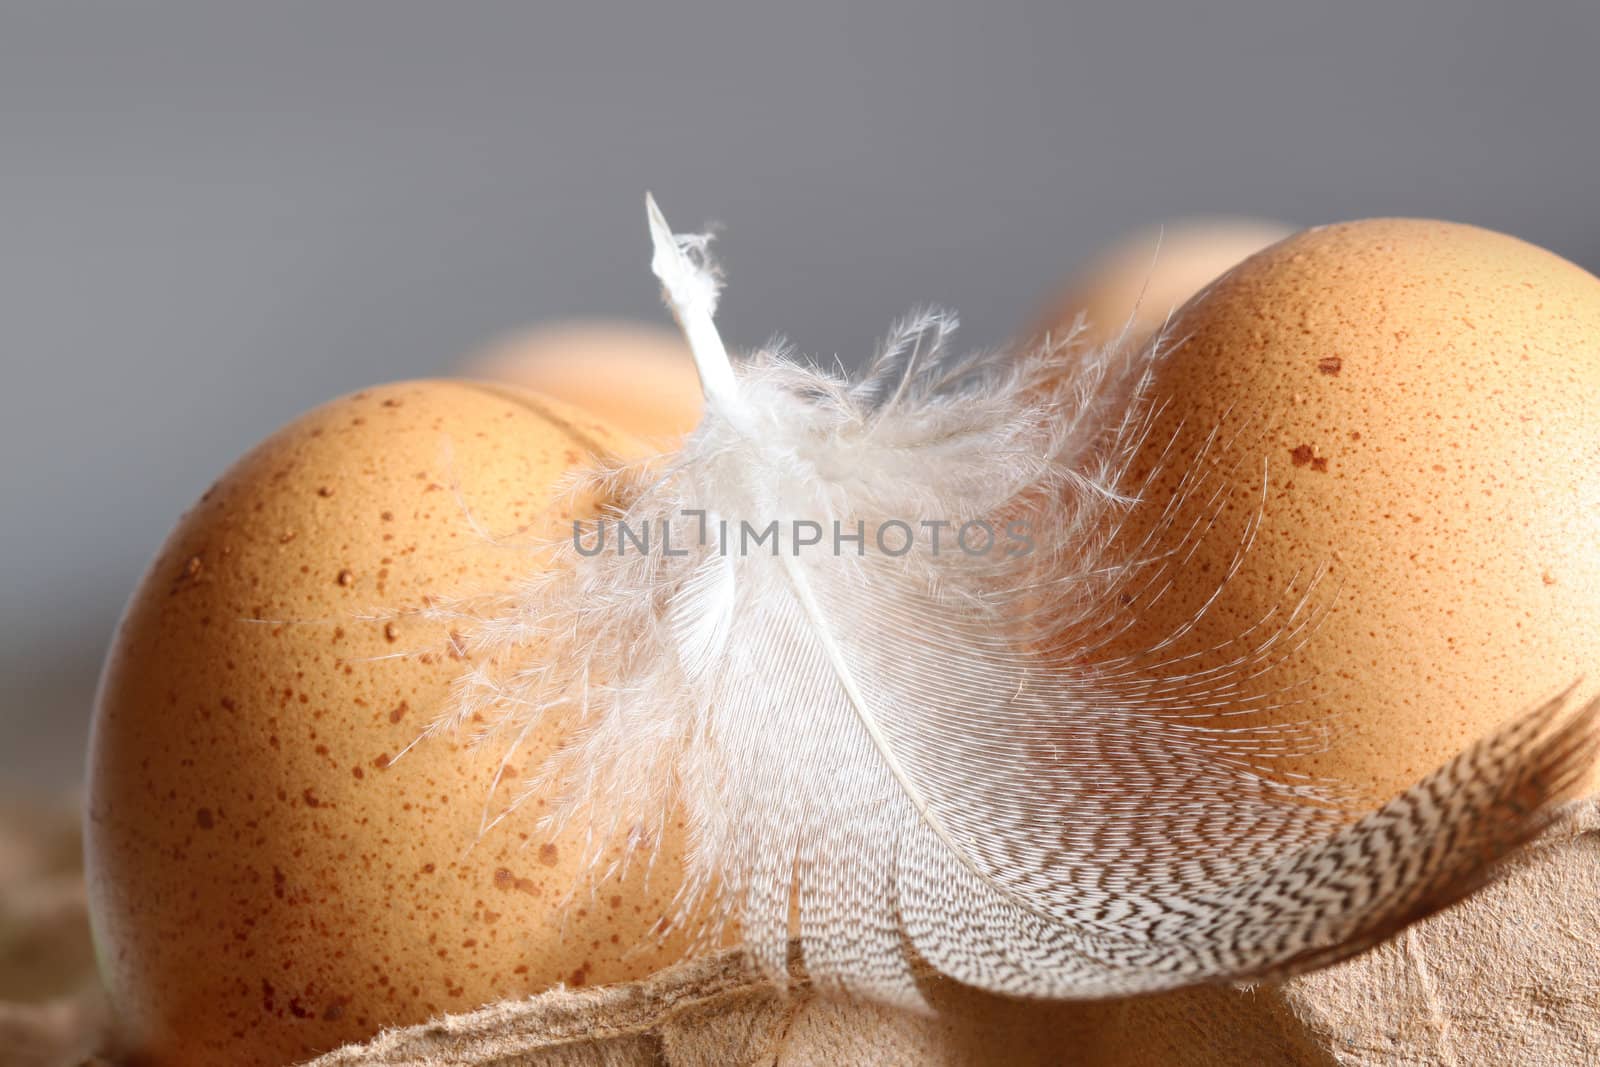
[85, 380, 703, 1065]
[1100, 218, 1600, 805]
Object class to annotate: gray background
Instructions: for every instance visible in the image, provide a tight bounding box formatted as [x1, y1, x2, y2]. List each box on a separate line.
[3, 2, 1597, 790]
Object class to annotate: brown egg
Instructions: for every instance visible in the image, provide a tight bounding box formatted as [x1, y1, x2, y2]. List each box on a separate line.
[1099, 218, 1600, 805]
[1036, 219, 1294, 347]
[85, 381, 701, 1065]
[465, 321, 703, 441]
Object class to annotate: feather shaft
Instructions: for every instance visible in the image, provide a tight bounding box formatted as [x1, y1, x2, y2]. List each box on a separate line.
[646, 192, 742, 424]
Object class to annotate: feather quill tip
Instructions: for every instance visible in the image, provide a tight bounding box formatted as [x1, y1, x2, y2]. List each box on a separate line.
[646, 192, 720, 318]
[643, 192, 740, 423]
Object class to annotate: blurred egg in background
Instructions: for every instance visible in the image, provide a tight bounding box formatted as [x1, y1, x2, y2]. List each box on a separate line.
[1033, 218, 1294, 346]
[463, 321, 702, 440]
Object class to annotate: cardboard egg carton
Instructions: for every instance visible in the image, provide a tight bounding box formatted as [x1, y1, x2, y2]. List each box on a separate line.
[4, 798, 1596, 1066]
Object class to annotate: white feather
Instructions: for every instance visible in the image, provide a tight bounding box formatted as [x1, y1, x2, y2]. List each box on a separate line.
[667, 529, 736, 682]
[426, 195, 1598, 1006]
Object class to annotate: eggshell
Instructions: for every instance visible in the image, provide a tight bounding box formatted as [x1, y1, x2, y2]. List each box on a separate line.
[1036, 219, 1294, 346]
[465, 321, 703, 440]
[85, 381, 700, 1065]
[1099, 219, 1600, 806]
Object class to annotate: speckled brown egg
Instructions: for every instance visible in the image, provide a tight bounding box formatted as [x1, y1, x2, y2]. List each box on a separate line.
[85, 381, 702, 1065]
[465, 320, 703, 441]
[1098, 218, 1600, 806]
[1035, 219, 1294, 347]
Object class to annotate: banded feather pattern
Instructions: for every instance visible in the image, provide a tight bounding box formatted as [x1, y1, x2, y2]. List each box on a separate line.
[421, 196, 1598, 1005]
